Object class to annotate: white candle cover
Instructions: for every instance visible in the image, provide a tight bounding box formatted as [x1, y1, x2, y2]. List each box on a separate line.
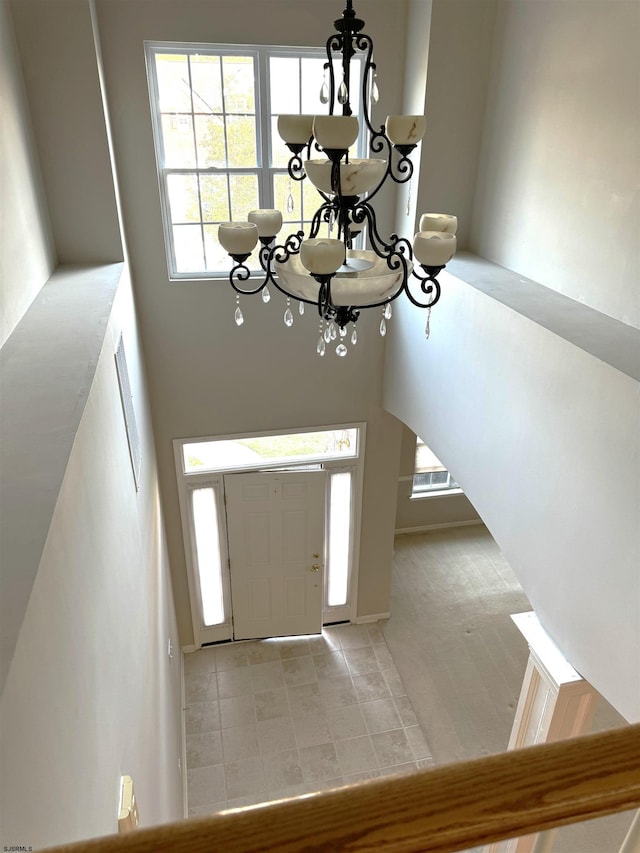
[385, 115, 427, 146]
[218, 222, 259, 255]
[418, 213, 458, 235]
[413, 231, 457, 266]
[277, 115, 314, 144]
[313, 115, 359, 150]
[248, 209, 283, 238]
[299, 238, 345, 275]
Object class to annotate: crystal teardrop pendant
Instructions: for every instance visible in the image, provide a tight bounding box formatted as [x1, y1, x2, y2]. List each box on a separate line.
[338, 81, 348, 105]
[286, 193, 295, 214]
[351, 326, 358, 345]
[319, 81, 329, 105]
[425, 307, 432, 340]
[262, 286, 271, 303]
[339, 326, 347, 338]
[384, 302, 392, 319]
[324, 325, 332, 343]
[284, 307, 294, 327]
[336, 343, 348, 357]
[371, 74, 379, 104]
[317, 336, 326, 356]
[379, 318, 387, 337]
[298, 301, 305, 315]
[234, 306, 244, 326]
[329, 321, 337, 341]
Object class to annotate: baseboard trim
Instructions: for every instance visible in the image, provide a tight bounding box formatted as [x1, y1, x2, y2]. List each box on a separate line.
[354, 612, 391, 624]
[395, 519, 484, 535]
[180, 652, 188, 819]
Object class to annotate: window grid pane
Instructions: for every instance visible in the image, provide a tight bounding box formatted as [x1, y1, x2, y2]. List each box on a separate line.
[149, 44, 365, 276]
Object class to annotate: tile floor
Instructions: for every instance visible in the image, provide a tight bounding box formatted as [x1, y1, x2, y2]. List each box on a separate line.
[183, 621, 434, 816]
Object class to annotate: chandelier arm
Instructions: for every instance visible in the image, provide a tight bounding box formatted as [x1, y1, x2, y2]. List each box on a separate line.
[287, 152, 306, 182]
[354, 34, 377, 136]
[352, 203, 411, 260]
[325, 36, 342, 116]
[227, 264, 270, 297]
[308, 202, 336, 239]
[406, 265, 443, 309]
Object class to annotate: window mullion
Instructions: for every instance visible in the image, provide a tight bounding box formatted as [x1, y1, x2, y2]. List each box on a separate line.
[257, 49, 272, 207]
[185, 54, 207, 269]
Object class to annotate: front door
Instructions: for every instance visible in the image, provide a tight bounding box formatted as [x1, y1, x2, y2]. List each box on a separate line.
[224, 471, 325, 640]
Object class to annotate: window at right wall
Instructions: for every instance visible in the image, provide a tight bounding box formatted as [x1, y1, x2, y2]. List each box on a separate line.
[412, 437, 460, 497]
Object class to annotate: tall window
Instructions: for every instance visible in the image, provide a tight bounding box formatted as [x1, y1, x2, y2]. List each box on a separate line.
[145, 43, 365, 278]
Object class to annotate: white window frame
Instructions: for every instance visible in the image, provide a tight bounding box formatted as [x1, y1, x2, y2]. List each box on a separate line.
[410, 437, 462, 499]
[174, 423, 365, 648]
[145, 42, 367, 280]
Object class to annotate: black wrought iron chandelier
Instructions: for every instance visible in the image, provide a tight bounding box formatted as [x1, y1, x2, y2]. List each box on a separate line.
[218, 0, 457, 356]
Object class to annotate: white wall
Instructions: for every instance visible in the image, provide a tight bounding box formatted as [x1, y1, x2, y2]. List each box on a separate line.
[0, 271, 184, 848]
[384, 274, 639, 723]
[417, 0, 497, 249]
[10, 0, 123, 265]
[0, 0, 56, 347]
[94, 0, 410, 642]
[384, 0, 640, 722]
[1, 3, 183, 844]
[471, 0, 639, 327]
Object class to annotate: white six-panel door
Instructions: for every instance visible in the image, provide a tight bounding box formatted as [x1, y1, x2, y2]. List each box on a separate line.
[224, 471, 326, 640]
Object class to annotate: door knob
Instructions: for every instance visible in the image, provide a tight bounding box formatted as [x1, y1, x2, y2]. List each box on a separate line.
[311, 563, 321, 572]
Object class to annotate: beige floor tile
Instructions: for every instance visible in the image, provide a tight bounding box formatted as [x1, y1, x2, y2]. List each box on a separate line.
[187, 764, 225, 807]
[326, 704, 367, 740]
[361, 698, 402, 734]
[335, 735, 377, 775]
[186, 731, 223, 769]
[370, 728, 414, 767]
[282, 655, 317, 687]
[254, 687, 289, 721]
[257, 717, 297, 754]
[222, 723, 260, 762]
[219, 695, 256, 729]
[298, 743, 341, 783]
[224, 756, 266, 800]
[293, 710, 332, 748]
[263, 748, 304, 793]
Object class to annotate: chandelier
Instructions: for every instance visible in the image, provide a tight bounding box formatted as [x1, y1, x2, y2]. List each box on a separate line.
[218, 0, 457, 357]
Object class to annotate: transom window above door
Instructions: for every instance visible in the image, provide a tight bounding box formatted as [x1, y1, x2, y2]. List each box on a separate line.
[182, 427, 359, 473]
[145, 43, 366, 278]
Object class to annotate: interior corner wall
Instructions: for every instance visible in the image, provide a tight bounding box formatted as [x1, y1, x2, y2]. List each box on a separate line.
[0, 0, 56, 348]
[394, 425, 480, 532]
[93, 0, 409, 644]
[9, 0, 123, 266]
[0, 272, 183, 848]
[470, 0, 640, 327]
[416, 0, 498, 250]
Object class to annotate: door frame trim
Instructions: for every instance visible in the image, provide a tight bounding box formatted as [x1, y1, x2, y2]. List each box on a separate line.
[173, 422, 366, 648]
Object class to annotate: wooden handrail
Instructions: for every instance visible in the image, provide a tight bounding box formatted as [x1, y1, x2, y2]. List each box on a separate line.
[44, 724, 640, 853]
